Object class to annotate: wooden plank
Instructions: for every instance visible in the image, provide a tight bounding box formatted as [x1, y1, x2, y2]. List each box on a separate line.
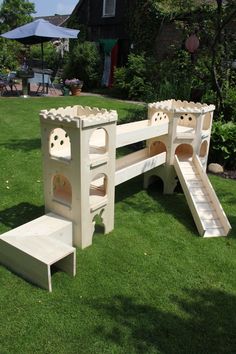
[195, 202, 213, 211]
[0, 213, 73, 246]
[204, 228, 226, 237]
[198, 210, 218, 219]
[115, 151, 166, 186]
[116, 148, 148, 171]
[0, 239, 52, 291]
[187, 181, 204, 188]
[116, 120, 168, 148]
[193, 156, 231, 235]
[174, 156, 205, 235]
[0, 234, 75, 265]
[192, 195, 210, 203]
[189, 187, 207, 196]
[202, 219, 221, 229]
[184, 174, 200, 180]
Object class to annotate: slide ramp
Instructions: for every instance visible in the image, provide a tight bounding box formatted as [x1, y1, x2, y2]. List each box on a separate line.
[0, 213, 76, 291]
[174, 155, 231, 237]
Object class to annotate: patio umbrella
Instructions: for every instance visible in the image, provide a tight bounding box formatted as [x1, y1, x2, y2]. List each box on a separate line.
[1, 19, 79, 93]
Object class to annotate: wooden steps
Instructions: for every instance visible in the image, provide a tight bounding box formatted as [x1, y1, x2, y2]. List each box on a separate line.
[174, 155, 231, 237]
[0, 213, 76, 291]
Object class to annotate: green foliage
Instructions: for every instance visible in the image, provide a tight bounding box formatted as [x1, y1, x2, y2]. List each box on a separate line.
[0, 0, 35, 71]
[0, 96, 236, 354]
[0, 38, 22, 71]
[223, 86, 236, 123]
[63, 41, 102, 90]
[210, 121, 236, 169]
[29, 43, 61, 72]
[114, 53, 158, 101]
[157, 49, 193, 101]
[127, 0, 214, 55]
[0, 0, 35, 32]
[126, 0, 236, 120]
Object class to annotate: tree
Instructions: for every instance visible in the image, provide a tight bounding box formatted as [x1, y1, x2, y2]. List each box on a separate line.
[0, 0, 35, 71]
[127, 0, 236, 118]
[0, 0, 35, 32]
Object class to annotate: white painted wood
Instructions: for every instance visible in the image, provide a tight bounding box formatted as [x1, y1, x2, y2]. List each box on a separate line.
[174, 155, 205, 235]
[40, 105, 118, 249]
[195, 202, 214, 211]
[0, 213, 73, 246]
[194, 156, 231, 235]
[202, 219, 221, 229]
[2, 99, 229, 291]
[174, 155, 231, 237]
[0, 235, 75, 291]
[198, 210, 218, 219]
[116, 120, 168, 148]
[115, 151, 166, 186]
[204, 228, 226, 237]
[0, 234, 75, 265]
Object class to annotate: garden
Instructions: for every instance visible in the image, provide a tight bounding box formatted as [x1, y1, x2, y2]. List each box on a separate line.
[0, 96, 235, 353]
[0, 0, 236, 353]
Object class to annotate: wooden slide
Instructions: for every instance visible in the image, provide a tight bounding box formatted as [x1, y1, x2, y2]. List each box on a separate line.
[174, 155, 231, 237]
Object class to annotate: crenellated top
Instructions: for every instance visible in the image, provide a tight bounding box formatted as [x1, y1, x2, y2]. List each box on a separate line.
[148, 99, 215, 114]
[40, 105, 118, 128]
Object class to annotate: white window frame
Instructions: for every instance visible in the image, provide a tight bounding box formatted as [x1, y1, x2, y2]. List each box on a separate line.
[102, 0, 116, 17]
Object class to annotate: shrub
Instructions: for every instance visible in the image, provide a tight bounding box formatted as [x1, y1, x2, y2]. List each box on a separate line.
[209, 121, 236, 169]
[0, 38, 22, 71]
[29, 42, 60, 72]
[114, 53, 158, 101]
[223, 86, 236, 123]
[63, 41, 102, 90]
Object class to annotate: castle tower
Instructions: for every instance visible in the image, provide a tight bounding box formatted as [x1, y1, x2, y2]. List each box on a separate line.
[144, 100, 215, 193]
[40, 105, 117, 249]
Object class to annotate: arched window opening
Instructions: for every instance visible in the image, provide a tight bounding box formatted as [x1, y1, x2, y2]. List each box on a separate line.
[89, 128, 108, 160]
[92, 210, 105, 235]
[53, 174, 72, 206]
[90, 174, 107, 207]
[203, 112, 211, 131]
[175, 144, 193, 160]
[49, 128, 71, 160]
[200, 140, 208, 157]
[147, 175, 164, 193]
[149, 141, 167, 156]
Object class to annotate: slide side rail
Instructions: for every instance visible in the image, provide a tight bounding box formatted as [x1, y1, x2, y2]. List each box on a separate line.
[174, 155, 205, 235]
[193, 156, 231, 235]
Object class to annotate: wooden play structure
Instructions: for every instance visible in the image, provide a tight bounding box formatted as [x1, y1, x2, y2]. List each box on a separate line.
[0, 100, 231, 291]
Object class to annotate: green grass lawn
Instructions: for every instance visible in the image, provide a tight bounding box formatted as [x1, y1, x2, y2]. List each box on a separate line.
[0, 96, 235, 354]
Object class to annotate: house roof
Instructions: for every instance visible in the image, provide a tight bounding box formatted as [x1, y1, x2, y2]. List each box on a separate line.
[34, 15, 70, 27]
[70, 0, 85, 17]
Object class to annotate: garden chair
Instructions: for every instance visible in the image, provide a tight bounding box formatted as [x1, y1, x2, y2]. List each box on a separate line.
[0, 72, 20, 96]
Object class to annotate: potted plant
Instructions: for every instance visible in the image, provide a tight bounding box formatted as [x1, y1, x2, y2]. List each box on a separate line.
[64, 78, 83, 96]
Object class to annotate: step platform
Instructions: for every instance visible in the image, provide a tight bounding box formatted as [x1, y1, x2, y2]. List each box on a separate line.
[0, 213, 75, 291]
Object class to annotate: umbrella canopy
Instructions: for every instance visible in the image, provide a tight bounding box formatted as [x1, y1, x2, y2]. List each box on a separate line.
[1, 19, 79, 95]
[1, 19, 79, 44]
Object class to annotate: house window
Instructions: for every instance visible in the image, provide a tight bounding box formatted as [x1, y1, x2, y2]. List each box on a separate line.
[103, 0, 116, 17]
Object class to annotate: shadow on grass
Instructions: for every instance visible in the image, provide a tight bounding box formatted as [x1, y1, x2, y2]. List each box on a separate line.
[90, 289, 236, 354]
[228, 215, 235, 238]
[115, 176, 196, 233]
[0, 138, 41, 151]
[115, 175, 144, 203]
[0, 202, 44, 229]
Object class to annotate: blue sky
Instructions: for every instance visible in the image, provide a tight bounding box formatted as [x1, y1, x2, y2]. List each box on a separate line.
[32, 0, 79, 16]
[0, 0, 79, 17]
